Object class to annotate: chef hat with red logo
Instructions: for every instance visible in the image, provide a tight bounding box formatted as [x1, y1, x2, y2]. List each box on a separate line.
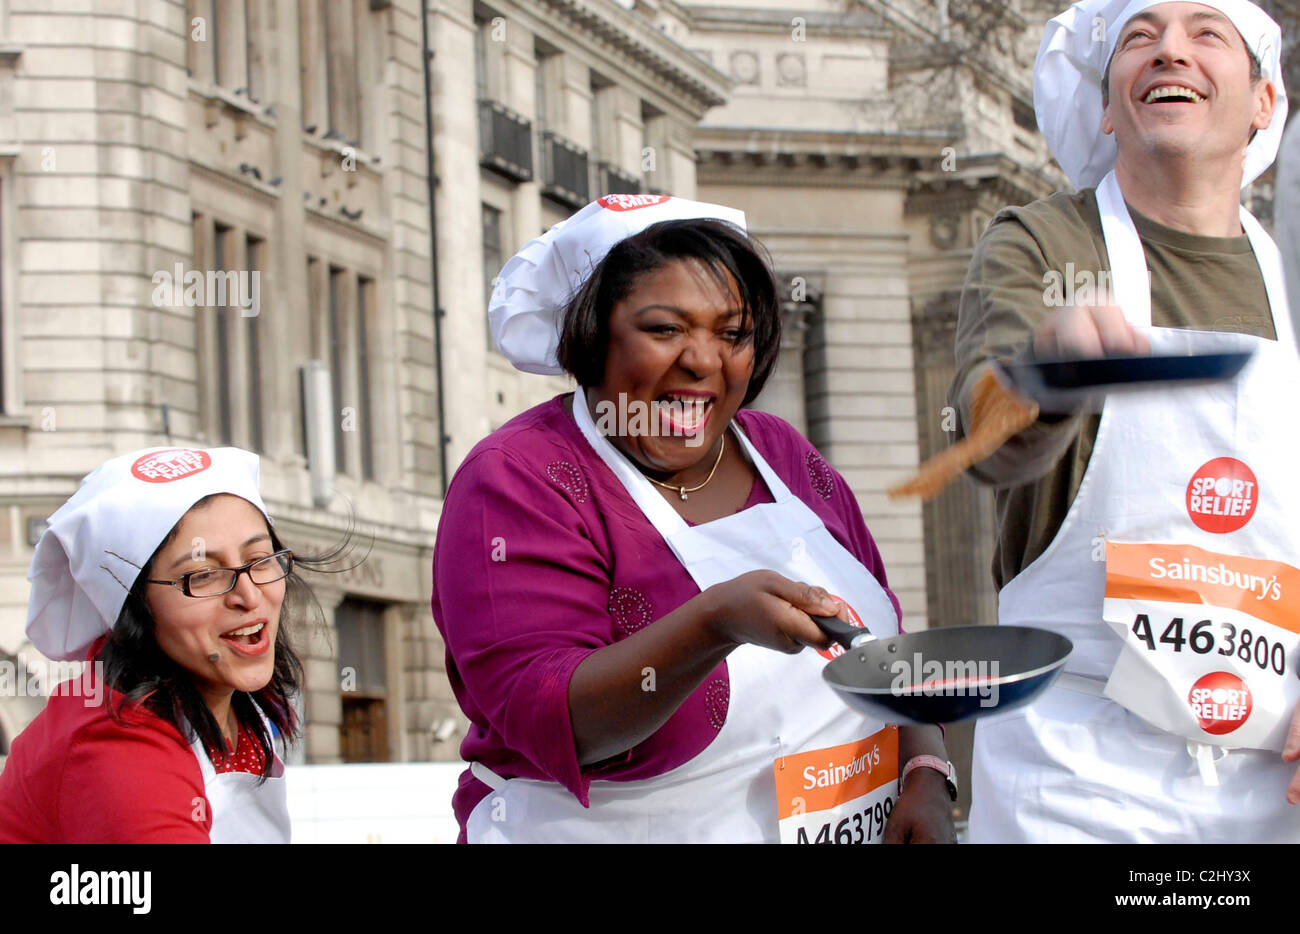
[489, 194, 747, 374]
[1035, 0, 1286, 190]
[26, 447, 269, 661]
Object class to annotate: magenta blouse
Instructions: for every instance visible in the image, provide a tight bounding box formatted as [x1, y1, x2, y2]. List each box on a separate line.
[430, 394, 902, 841]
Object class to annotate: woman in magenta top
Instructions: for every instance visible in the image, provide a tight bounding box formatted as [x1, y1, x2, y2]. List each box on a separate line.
[432, 196, 956, 843]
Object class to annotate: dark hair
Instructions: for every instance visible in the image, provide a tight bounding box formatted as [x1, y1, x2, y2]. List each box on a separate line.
[1101, 37, 1263, 107]
[556, 218, 783, 407]
[97, 495, 343, 783]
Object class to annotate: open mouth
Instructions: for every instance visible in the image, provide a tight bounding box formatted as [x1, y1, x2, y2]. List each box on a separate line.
[219, 621, 270, 657]
[654, 393, 714, 436]
[1143, 85, 1204, 104]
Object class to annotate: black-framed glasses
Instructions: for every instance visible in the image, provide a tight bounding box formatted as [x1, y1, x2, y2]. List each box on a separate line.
[148, 550, 294, 598]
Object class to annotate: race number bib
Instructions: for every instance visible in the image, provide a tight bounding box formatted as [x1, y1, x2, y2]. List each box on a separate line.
[1102, 542, 1300, 750]
[773, 727, 898, 844]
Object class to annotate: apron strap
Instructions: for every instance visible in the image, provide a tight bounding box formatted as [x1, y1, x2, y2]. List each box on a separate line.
[1096, 171, 1153, 327]
[471, 760, 507, 792]
[1239, 208, 1296, 347]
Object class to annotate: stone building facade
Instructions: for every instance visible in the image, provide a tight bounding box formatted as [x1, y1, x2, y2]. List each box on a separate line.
[0, 0, 447, 765]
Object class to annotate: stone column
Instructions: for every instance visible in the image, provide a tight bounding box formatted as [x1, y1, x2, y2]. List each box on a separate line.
[300, 585, 344, 763]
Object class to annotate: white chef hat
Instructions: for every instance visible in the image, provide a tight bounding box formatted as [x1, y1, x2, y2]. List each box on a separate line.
[1035, 0, 1286, 190]
[26, 447, 269, 661]
[488, 193, 747, 374]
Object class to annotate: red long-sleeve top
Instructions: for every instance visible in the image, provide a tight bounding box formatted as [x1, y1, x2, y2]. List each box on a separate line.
[0, 648, 264, 844]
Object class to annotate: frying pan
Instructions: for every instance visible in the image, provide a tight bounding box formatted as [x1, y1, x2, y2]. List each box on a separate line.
[811, 616, 1072, 725]
[993, 349, 1254, 413]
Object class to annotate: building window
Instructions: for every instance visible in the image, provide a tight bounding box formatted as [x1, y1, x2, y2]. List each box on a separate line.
[474, 16, 490, 100]
[246, 235, 264, 452]
[328, 265, 346, 474]
[245, 0, 269, 103]
[300, 0, 376, 145]
[482, 203, 502, 346]
[302, 255, 322, 459]
[0, 179, 5, 414]
[318, 262, 378, 479]
[356, 276, 375, 481]
[213, 222, 234, 446]
[189, 0, 263, 99]
[299, 0, 328, 132]
[195, 213, 267, 450]
[336, 597, 389, 763]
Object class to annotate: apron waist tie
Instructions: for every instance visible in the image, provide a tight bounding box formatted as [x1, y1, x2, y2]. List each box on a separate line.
[1056, 676, 1231, 786]
[1187, 741, 1229, 787]
[1055, 676, 1230, 787]
[471, 760, 507, 791]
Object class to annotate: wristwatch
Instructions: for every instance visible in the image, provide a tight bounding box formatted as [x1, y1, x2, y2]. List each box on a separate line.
[902, 755, 959, 802]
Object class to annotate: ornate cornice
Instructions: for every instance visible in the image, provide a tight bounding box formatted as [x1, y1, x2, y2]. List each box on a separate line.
[531, 0, 731, 113]
[905, 152, 1060, 212]
[696, 125, 958, 188]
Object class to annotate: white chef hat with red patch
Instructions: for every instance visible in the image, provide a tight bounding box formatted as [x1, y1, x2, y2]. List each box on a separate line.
[488, 193, 747, 375]
[1035, 0, 1286, 190]
[26, 447, 269, 661]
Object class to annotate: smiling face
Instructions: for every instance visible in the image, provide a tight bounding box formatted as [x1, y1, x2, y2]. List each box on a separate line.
[145, 494, 283, 708]
[590, 258, 755, 479]
[1102, 3, 1275, 172]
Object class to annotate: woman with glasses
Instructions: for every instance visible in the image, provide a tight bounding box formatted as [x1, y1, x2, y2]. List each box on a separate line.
[0, 446, 319, 843]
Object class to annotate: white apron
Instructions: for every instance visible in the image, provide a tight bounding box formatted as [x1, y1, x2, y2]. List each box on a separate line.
[466, 390, 900, 843]
[190, 708, 291, 844]
[969, 171, 1300, 843]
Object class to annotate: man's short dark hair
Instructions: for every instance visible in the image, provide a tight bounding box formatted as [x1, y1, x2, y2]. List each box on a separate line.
[556, 218, 783, 407]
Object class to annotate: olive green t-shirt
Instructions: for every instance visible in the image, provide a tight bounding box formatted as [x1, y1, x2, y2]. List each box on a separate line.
[950, 188, 1277, 590]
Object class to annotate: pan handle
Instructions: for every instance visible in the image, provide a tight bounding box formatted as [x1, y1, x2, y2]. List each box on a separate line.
[811, 615, 877, 651]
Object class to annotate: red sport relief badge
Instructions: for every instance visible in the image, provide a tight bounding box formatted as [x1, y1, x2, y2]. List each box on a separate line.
[1186, 457, 1258, 534]
[131, 449, 212, 483]
[816, 595, 864, 661]
[597, 194, 671, 211]
[1188, 671, 1253, 735]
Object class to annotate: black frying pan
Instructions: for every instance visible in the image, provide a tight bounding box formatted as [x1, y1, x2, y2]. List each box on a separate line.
[993, 350, 1254, 413]
[812, 616, 1072, 725]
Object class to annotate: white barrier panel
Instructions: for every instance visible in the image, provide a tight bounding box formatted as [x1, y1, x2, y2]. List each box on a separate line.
[285, 762, 466, 844]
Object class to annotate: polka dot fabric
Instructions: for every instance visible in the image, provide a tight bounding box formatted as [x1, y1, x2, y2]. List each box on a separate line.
[207, 721, 267, 775]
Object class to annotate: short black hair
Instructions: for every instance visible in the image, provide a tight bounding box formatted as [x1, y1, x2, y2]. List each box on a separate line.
[556, 218, 782, 407]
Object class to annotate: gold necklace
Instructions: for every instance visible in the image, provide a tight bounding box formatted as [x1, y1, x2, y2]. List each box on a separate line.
[645, 436, 726, 501]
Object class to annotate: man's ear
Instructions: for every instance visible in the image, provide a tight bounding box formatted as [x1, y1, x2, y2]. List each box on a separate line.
[1252, 78, 1277, 132]
[1101, 104, 1114, 137]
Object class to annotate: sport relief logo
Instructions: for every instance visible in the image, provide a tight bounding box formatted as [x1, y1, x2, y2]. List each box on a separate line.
[817, 596, 864, 661]
[1188, 671, 1252, 735]
[598, 193, 670, 211]
[1186, 457, 1258, 534]
[131, 449, 212, 483]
